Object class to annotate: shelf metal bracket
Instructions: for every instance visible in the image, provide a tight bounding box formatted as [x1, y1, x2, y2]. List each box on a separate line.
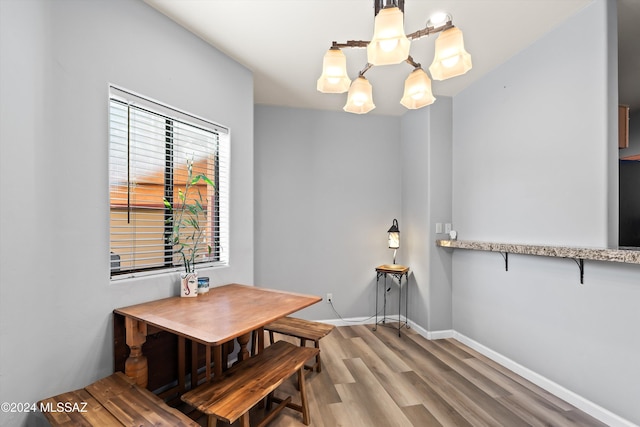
[500, 252, 509, 271]
[571, 258, 585, 284]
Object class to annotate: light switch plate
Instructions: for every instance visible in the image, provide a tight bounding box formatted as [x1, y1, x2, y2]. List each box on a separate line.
[436, 223, 443, 233]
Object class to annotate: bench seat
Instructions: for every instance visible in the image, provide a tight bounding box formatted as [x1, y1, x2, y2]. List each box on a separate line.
[181, 340, 319, 427]
[265, 317, 335, 372]
[38, 372, 197, 426]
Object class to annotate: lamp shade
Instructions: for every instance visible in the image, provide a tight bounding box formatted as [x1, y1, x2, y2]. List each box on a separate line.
[400, 68, 436, 109]
[343, 76, 376, 114]
[428, 26, 472, 81]
[367, 7, 411, 66]
[388, 219, 400, 249]
[317, 48, 351, 93]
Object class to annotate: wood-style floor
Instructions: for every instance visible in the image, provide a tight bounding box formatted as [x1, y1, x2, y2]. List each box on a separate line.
[192, 324, 607, 427]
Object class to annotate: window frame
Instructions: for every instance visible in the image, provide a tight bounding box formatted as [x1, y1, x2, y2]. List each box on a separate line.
[108, 85, 230, 280]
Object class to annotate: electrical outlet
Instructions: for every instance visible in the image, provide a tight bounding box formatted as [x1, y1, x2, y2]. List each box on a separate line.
[326, 293, 332, 303]
[445, 223, 452, 233]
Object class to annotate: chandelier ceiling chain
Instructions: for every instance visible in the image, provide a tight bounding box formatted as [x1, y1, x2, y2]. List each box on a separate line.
[317, 0, 472, 114]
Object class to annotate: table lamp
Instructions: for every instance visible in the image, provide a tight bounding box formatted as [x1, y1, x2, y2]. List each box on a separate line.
[387, 218, 400, 264]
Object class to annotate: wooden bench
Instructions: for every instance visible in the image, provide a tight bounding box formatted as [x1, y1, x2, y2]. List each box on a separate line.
[181, 340, 319, 427]
[264, 317, 335, 372]
[38, 371, 197, 426]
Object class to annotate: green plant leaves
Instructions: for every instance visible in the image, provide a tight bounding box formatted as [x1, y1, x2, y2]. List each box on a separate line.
[165, 158, 217, 273]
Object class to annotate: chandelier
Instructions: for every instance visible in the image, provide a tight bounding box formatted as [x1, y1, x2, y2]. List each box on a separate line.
[317, 0, 472, 114]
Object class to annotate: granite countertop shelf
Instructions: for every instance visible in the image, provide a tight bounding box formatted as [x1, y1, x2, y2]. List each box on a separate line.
[436, 239, 640, 284]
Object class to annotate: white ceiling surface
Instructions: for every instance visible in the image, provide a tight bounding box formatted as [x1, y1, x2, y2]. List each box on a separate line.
[144, 0, 637, 117]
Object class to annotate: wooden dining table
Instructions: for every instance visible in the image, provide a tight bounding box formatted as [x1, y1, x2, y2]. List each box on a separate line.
[114, 283, 321, 390]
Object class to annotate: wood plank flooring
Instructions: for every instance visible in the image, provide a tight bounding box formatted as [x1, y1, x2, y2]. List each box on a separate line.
[190, 324, 607, 426]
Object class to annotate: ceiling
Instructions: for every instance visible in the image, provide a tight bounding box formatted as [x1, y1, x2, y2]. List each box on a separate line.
[144, 0, 639, 117]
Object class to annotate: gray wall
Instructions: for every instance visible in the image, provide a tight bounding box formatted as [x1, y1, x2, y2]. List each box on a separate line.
[400, 99, 453, 333]
[451, 0, 640, 423]
[0, 1, 254, 425]
[253, 101, 454, 334]
[254, 105, 401, 320]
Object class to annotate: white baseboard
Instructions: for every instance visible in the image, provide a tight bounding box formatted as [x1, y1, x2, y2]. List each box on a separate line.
[318, 314, 411, 328]
[319, 316, 636, 427]
[407, 321, 454, 340]
[317, 316, 374, 327]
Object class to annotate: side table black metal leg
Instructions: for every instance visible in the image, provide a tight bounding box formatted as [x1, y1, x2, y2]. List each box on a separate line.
[373, 273, 379, 331]
[397, 274, 402, 336]
[383, 274, 387, 324]
[405, 272, 410, 330]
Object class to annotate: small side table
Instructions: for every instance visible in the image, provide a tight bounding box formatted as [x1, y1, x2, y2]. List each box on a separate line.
[373, 264, 410, 337]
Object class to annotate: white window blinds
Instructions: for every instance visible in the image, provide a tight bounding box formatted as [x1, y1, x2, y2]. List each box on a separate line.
[109, 86, 229, 279]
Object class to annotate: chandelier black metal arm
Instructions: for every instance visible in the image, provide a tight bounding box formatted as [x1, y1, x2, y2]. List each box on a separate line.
[356, 56, 420, 78]
[406, 21, 454, 40]
[358, 63, 374, 77]
[331, 40, 369, 49]
[330, 20, 454, 78]
[330, 20, 454, 51]
[405, 55, 420, 69]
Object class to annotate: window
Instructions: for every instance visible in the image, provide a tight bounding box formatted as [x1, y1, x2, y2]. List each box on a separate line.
[109, 86, 229, 279]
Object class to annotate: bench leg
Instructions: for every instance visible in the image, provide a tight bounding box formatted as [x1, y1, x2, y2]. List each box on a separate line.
[298, 366, 311, 425]
[314, 340, 322, 373]
[266, 391, 273, 411]
[211, 415, 244, 427]
[258, 395, 292, 427]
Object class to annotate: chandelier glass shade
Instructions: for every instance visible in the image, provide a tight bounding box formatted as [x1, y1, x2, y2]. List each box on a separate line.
[317, 0, 472, 114]
[316, 48, 351, 93]
[400, 67, 435, 109]
[367, 7, 411, 66]
[343, 76, 376, 114]
[428, 26, 472, 80]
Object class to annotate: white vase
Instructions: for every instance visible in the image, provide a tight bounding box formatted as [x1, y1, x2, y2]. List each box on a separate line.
[180, 272, 198, 297]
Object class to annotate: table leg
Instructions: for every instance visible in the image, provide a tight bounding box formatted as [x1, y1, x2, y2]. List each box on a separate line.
[257, 327, 264, 354]
[205, 345, 211, 381]
[178, 336, 185, 392]
[213, 345, 223, 378]
[191, 341, 198, 389]
[236, 333, 251, 363]
[124, 317, 148, 388]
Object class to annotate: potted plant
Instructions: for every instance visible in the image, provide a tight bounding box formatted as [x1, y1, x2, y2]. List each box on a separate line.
[164, 158, 215, 297]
